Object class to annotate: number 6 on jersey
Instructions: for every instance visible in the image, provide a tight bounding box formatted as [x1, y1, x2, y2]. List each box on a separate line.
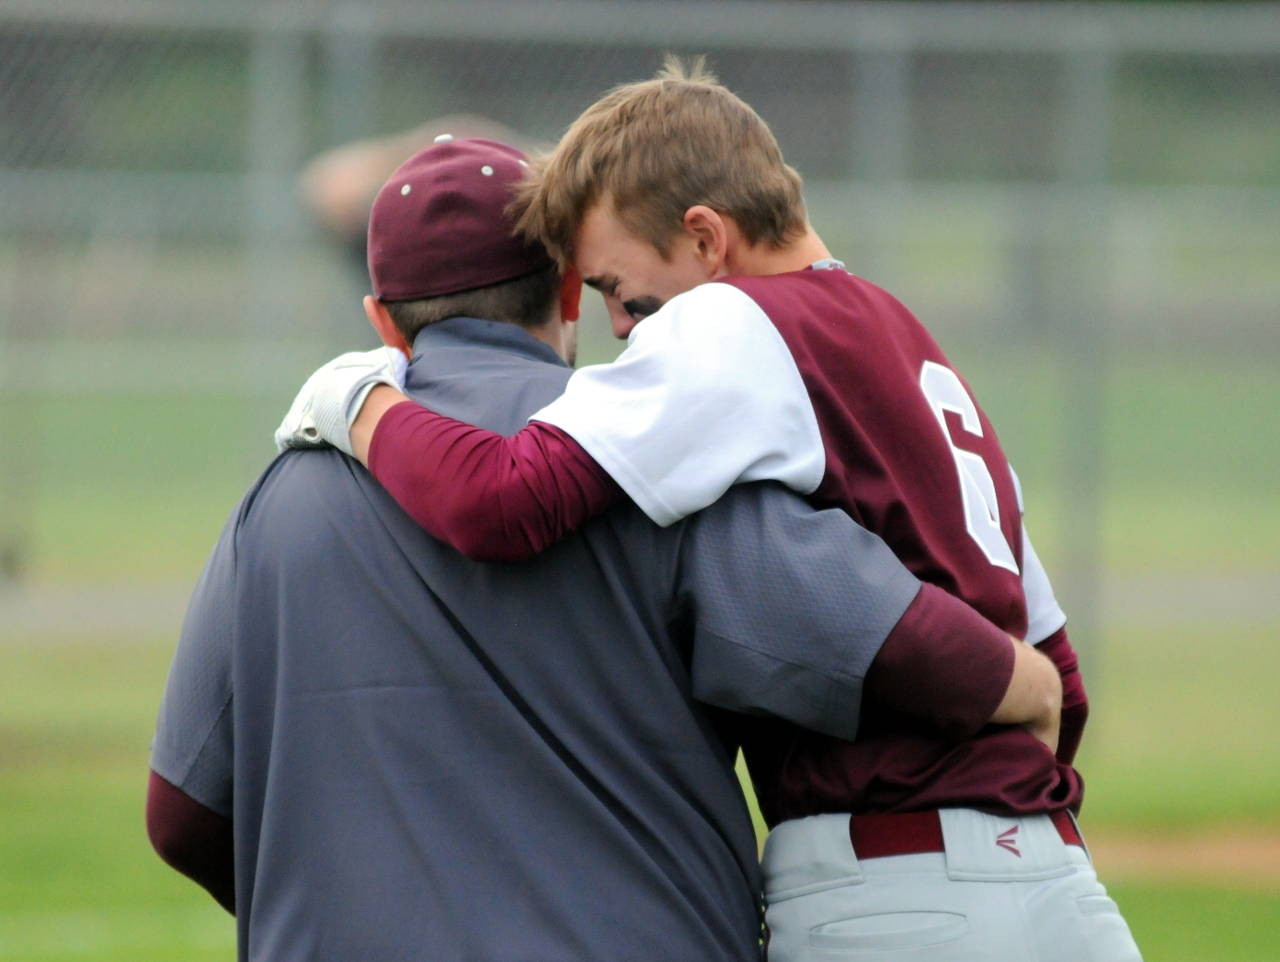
[919, 361, 1019, 573]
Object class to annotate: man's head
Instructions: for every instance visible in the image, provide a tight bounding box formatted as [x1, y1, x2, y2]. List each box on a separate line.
[364, 137, 581, 363]
[511, 57, 810, 337]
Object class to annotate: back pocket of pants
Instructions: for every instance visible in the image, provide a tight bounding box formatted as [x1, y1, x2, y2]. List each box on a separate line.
[810, 911, 969, 951]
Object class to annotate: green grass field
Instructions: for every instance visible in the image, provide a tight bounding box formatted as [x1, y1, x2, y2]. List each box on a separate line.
[0, 640, 234, 961]
[3, 627, 1277, 961]
[1, 347, 1277, 959]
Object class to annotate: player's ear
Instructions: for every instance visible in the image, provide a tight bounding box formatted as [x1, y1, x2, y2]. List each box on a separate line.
[683, 205, 729, 278]
[558, 266, 583, 323]
[363, 295, 412, 359]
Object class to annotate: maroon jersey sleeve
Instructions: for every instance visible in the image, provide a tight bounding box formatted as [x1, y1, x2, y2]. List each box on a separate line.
[1037, 626, 1089, 765]
[146, 770, 235, 914]
[367, 401, 622, 561]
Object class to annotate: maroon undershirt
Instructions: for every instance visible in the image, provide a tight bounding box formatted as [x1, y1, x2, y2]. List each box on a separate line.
[368, 401, 620, 562]
[146, 771, 235, 914]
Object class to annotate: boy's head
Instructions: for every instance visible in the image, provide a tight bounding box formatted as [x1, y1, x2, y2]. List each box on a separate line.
[363, 137, 580, 362]
[511, 57, 809, 337]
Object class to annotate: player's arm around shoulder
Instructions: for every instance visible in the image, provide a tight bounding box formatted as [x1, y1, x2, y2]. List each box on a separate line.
[673, 477, 1063, 748]
[672, 481, 918, 741]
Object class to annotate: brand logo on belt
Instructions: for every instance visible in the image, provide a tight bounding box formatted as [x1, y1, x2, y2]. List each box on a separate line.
[995, 825, 1021, 857]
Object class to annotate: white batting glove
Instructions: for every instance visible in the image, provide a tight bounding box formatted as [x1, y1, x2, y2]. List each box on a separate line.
[273, 347, 408, 457]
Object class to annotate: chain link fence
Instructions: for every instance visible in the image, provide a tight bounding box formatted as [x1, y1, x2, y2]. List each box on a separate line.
[1, 1, 1277, 646]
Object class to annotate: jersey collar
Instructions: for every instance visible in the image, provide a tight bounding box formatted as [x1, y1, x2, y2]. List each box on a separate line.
[410, 315, 569, 369]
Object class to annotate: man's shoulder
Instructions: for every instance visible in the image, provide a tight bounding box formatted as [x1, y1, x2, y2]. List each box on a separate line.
[235, 449, 389, 545]
[682, 480, 820, 534]
[248, 446, 684, 578]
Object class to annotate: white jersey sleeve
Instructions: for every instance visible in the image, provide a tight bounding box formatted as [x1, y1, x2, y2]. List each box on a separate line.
[1021, 525, 1067, 643]
[1009, 468, 1068, 643]
[530, 282, 826, 526]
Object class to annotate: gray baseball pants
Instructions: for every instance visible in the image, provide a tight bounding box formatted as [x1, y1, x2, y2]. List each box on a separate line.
[762, 809, 1142, 961]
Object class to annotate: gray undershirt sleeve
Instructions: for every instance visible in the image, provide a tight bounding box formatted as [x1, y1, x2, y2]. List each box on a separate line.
[676, 483, 921, 743]
[150, 508, 238, 817]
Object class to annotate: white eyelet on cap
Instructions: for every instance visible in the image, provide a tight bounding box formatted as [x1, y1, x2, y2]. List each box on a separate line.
[480, 165, 494, 176]
[433, 133, 454, 143]
[400, 184, 411, 196]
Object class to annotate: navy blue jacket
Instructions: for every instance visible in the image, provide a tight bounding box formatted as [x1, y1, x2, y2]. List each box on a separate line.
[153, 317, 920, 961]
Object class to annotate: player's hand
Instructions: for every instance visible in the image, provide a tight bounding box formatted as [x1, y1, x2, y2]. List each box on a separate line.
[989, 637, 1062, 755]
[273, 347, 408, 457]
[1023, 694, 1062, 756]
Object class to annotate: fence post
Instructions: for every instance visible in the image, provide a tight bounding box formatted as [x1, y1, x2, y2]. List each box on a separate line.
[318, 4, 379, 347]
[244, 10, 308, 469]
[849, 32, 910, 288]
[1054, 32, 1113, 689]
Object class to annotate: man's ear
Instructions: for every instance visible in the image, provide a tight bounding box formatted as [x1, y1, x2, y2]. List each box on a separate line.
[682, 205, 729, 278]
[363, 295, 412, 359]
[559, 266, 583, 322]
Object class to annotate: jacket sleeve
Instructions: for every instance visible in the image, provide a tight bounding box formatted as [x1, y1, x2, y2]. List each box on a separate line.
[675, 484, 1017, 743]
[150, 509, 238, 909]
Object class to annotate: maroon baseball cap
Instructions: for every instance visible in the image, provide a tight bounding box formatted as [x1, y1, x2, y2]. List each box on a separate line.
[367, 137, 554, 301]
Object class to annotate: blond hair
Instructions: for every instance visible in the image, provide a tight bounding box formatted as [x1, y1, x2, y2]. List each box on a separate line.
[511, 55, 807, 265]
